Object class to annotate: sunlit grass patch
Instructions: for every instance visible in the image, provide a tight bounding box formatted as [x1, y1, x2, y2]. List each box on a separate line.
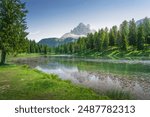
[0, 65, 109, 100]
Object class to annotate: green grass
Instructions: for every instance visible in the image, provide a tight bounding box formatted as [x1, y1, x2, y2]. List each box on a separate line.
[0, 64, 110, 100]
[0, 52, 135, 100]
[75, 45, 150, 59]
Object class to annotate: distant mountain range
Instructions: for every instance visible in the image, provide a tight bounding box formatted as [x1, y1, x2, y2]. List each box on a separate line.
[38, 23, 95, 47]
[38, 37, 76, 47]
[136, 18, 150, 25]
[136, 19, 144, 25]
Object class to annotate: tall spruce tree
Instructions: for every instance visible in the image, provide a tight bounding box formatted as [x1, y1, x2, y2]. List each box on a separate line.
[109, 29, 115, 46]
[103, 27, 109, 49]
[109, 26, 117, 46]
[129, 19, 137, 46]
[116, 31, 121, 47]
[0, 0, 28, 64]
[121, 33, 128, 51]
[143, 17, 150, 44]
[119, 20, 129, 50]
[94, 32, 100, 51]
[99, 29, 105, 50]
[137, 24, 145, 50]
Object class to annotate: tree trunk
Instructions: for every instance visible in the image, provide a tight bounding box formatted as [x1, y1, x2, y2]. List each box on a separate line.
[1, 49, 6, 64]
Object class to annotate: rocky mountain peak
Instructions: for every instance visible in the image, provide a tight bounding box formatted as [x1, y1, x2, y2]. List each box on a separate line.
[61, 23, 94, 39]
[71, 22, 91, 35]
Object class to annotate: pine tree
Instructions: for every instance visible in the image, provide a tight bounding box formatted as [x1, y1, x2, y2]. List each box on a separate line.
[129, 18, 137, 46]
[43, 45, 48, 54]
[103, 27, 109, 49]
[116, 31, 121, 48]
[99, 29, 105, 51]
[121, 34, 128, 51]
[137, 24, 145, 50]
[86, 33, 94, 50]
[109, 26, 117, 46]
[94, 32, 100, 51]
[143, 17, 150, 44]
[0, 0, 28, 64]
[109, 29, 115, 46]
[119, 20, 129, 50]
[120, 20, 129, 37]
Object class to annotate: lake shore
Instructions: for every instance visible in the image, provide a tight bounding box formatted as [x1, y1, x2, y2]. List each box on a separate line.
[1, 54, 146, 100]
[0, 64, 110, 100]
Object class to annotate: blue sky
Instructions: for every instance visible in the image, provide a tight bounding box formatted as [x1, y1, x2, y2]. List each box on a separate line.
[25, 0, 150, 41]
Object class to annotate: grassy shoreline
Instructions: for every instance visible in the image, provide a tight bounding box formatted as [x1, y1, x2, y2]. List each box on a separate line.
[0, 63, 134, 100]
[0, 64, 109, 100]
[0, 53, 135, 100]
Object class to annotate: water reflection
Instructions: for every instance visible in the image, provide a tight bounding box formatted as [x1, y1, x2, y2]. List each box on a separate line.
[13, 56, 150, 99]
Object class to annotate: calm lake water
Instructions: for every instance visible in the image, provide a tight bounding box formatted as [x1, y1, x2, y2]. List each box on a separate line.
[14, 56, 150, 99]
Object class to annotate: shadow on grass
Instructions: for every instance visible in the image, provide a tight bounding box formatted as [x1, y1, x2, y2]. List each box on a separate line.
[0, 63, 12, 67]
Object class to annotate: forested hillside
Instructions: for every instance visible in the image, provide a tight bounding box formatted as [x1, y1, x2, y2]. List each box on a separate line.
[55, 18, 150, 57]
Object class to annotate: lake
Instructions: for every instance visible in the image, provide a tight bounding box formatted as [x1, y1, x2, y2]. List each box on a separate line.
[13, 56, 150, 99]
